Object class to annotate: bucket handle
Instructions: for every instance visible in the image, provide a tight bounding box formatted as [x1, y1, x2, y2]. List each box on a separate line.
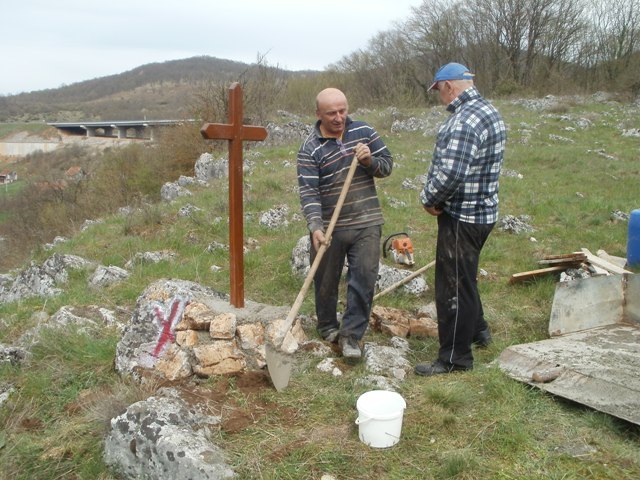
[355, 416, 371, 425]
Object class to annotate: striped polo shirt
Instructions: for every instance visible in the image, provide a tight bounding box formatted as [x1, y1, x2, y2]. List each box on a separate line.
[297, 117, 393, 234]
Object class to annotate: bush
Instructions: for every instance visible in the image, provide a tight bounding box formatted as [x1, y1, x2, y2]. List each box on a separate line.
[0, 142, 195, 270]
[494, 79, 522, 96]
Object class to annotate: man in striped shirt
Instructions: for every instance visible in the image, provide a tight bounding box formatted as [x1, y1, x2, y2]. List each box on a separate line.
[415, 63, 507, 376]
[297, 88, 393, 358]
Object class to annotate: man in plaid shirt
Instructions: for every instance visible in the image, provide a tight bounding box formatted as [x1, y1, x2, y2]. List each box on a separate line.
[415, 63, 507, 376]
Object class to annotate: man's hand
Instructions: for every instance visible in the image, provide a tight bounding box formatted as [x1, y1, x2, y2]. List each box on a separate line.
[312, 229, 328, 251]
[424, 205, 443, 216]
[354, 142, 372, 167]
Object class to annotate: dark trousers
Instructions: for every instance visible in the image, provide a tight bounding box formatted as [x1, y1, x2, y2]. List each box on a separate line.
[311, 225, 381, 341]
[435, 213, 494, 369]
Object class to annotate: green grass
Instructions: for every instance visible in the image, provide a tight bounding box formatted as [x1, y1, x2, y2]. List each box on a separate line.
[0, 179, 27, 224]
[1, 97, 639, 479]
[0, 122, 51, 139]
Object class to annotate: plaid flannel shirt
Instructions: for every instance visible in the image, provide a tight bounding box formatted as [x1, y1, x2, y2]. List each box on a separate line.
[421, 86, 507, 224]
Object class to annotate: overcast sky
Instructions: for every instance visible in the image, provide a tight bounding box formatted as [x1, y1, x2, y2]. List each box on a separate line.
[0, 0, 424, 96]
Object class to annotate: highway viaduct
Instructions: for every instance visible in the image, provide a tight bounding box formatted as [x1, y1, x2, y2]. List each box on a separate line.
[47, 119, 194, 141]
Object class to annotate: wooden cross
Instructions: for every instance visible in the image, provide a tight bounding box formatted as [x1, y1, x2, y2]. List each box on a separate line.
[200, 82, 268, 308]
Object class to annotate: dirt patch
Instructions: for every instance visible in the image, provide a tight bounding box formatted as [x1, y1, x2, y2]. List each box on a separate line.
[221, 409, 255, 433]
[234, 369, 273, 393]
[268, 438, 307, 462]
[19, 417, 44, 432]
[171, 370, 294, 435]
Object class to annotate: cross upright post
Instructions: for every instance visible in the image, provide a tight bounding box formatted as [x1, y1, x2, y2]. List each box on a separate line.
[200, 82, 268, 308]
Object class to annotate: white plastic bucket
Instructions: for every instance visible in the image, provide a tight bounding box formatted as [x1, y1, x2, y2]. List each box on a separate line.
[355, 390, 406, 448]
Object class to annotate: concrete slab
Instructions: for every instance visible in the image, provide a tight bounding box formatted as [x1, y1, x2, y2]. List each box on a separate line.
[498, 274, 640, 425]
[498, 325, 640, 425]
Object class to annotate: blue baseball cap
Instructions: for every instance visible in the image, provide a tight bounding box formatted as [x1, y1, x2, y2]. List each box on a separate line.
[429, 63, 475, 91]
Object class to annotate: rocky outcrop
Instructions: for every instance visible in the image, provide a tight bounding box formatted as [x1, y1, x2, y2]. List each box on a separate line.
[89, 265, 130, 288]
[16, 304, 130, 350]
[194, 153, 230, 182]
[376, 263, 429, 297]
[0, 253, 96, 304]
[103, 387, 235, 479]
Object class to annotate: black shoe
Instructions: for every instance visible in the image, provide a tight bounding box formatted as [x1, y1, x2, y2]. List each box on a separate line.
[472, 328, 492, 348]
[339, 335, 362, 359]
[414, 359, 471, 377]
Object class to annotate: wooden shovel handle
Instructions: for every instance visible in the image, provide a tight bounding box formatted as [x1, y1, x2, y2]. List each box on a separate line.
[282, 153, 360, 329]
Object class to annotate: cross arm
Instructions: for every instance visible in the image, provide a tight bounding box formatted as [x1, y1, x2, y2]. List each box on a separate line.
[200, 123, 267, 142]
[242, 125, 268, 142]
[201, 123, 234, 140]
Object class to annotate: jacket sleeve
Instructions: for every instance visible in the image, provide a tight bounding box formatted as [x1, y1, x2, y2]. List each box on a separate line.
[297, 145, 324, 233]
[363, 128, 393, 178]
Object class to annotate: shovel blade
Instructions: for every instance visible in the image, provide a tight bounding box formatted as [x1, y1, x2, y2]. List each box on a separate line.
[265, 344, 293, 391]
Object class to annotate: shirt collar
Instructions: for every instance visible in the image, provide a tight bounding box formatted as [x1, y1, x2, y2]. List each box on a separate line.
[314, 116, 354, 139]
[447, 86, 480, 113]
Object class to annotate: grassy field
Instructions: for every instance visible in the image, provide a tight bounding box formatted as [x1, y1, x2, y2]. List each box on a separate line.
[0, 122, 51, 139]
[0, 95, 639, 479]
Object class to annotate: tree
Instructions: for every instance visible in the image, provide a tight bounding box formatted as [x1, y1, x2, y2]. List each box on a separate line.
[582, 0, 640, 89]
[332, 29, 425, 107]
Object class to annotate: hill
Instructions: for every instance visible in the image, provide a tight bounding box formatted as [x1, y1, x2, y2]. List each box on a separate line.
[0, 55, 318, 123]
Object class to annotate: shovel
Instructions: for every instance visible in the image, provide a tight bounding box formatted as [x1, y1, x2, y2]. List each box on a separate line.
[266, 152, 360, 391]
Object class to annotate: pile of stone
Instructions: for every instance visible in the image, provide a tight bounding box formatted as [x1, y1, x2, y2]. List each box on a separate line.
[498, 214, 535, 235]
[114, 279, 295, 381]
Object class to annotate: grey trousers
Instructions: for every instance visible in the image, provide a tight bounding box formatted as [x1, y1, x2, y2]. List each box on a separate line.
[311, 225, 381, 341]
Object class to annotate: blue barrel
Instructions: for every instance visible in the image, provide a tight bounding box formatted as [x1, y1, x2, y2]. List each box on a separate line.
[628, 209, 640, 267]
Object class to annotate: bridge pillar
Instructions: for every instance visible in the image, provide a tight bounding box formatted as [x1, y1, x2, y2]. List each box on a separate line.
[86, 127, 96, 137]
[117, 127, 128, 139]
[149, 127, 157, 141]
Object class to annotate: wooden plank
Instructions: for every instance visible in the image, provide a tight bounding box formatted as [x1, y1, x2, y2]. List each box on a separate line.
[537, 252, 585, 268]
[596, 249, 627, 269]
[538, 258, 583, 266]
[538, 252, 586, 268]
[509, 266, 567, 284]
[587, 263, 611, 276]
[581, 248, 633, 275]
[542, 252, 586, 261]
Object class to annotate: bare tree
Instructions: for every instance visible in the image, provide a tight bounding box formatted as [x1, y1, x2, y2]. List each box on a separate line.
[468, 0, 583, 88]
[583, 0, 640, 87]
[402, 0, 467, 67]
[189, 52, 287, 126]
[332, 29, 425, 107]
[243, 52, 288, 124]
[305, 0, 640, 102]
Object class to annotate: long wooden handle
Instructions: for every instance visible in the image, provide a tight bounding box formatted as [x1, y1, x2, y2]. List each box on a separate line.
[281, 153, 360, 332]
[373, 260, 435, 301]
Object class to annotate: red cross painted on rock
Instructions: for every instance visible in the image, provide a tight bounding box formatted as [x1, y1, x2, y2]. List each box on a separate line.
[201, 82, 268, 308]
[152, 298, 186, 358]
